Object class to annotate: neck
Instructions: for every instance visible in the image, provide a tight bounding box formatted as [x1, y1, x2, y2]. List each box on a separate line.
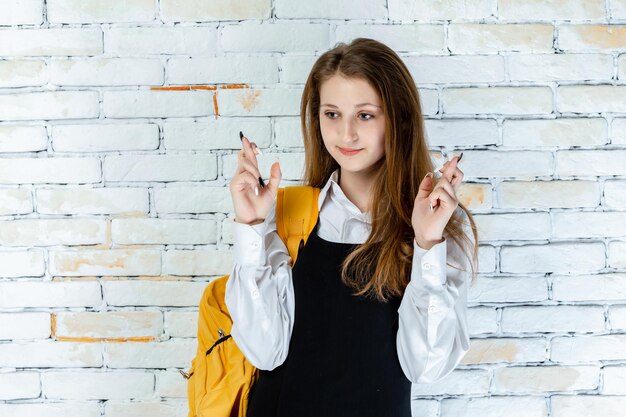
[338, 169, 374, 214]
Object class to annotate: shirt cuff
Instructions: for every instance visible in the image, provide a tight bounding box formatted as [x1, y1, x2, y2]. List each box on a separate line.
[232, 219, 268, 267]
[411, 237, 448, 287]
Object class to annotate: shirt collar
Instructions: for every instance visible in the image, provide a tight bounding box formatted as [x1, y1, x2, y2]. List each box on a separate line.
[318, 168, 372, 223]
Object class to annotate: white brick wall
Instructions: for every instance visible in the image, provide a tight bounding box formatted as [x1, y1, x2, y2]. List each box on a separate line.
[1, 0, 625, 415]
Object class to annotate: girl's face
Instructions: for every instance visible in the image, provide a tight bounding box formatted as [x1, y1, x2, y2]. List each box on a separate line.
[319, 74, 386, 179]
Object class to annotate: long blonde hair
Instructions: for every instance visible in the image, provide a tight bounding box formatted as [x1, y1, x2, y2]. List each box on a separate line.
[299, 38, 479, 302]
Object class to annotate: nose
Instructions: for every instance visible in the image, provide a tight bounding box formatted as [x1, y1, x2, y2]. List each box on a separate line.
[342, 118, 358, 143]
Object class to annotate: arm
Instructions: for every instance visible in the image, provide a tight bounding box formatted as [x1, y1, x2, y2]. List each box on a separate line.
[396, 233, 471, 384]
[224, 199, 295, 371]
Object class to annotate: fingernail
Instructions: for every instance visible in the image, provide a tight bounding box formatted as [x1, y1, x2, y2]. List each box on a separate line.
[258, 176, 265, 188]
[239, 131, 244, 141]
[254, 186, 259, 196]
[425, 172, 433, 178]
[254, 146, 263, 155]
[429, 202, 434, 212]
[457, 152, 463, 162]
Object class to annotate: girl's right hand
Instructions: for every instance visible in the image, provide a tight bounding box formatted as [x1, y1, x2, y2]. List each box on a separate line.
[230, 134, 282, 225]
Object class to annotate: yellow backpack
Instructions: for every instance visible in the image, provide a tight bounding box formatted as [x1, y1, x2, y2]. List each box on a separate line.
[182, 185, 321, 417]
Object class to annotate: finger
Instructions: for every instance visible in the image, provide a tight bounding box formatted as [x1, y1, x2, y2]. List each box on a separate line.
[430, 187, 456, 211]
[430, 177, 458, 209]
[450, 168, 464, 189]
[235, 147, 247, 175]
[242, 136, 259, 167]
[416, 172, 435, 199]
[240, 157, 262, 183]
[235, 171, 261, 195]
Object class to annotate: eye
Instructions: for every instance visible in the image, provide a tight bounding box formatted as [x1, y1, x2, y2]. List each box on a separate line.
[323, 112, 373, 120]
[324, 111, 338, 119]
[359, 113, 373, 120]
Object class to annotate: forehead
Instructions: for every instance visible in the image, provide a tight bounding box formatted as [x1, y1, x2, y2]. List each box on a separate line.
[319, 75, 381, 108]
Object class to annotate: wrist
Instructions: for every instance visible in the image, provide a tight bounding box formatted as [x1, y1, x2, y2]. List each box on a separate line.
[414, 236, 444, 251]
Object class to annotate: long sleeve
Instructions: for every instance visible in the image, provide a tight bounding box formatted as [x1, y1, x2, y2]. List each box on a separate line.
[396, 231, 472, 384]
[224, 199, 295, 371]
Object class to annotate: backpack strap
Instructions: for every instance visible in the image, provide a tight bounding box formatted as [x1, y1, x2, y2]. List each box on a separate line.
[276, 186, 320, 265]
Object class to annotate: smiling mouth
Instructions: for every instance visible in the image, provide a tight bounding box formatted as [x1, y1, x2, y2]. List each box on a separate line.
[338, 147, 363, 155]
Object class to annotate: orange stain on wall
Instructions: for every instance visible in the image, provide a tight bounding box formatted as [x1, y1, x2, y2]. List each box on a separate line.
[151, 84, 250, 119]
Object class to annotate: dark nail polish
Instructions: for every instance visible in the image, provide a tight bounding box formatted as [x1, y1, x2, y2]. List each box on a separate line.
[457, 152, 463, 162]
[258, 176, 265, 188]
[239, 131, 244, 141]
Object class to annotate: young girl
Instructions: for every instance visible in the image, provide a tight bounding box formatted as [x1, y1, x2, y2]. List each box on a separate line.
[227, 37, 478, 416]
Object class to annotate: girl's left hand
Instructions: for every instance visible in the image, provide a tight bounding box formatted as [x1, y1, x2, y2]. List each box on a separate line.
[411, 154, 464, 250]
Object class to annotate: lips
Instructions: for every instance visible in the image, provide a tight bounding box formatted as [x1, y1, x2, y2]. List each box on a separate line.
[338, 147, 363, 156]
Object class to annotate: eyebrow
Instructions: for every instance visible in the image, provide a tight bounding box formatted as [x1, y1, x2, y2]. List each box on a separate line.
[321, 103, 382, 109]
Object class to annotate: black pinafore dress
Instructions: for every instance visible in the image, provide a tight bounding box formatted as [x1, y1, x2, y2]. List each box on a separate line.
[246, 217, 412, 417]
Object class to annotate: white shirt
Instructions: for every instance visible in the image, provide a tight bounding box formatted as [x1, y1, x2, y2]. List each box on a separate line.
[225, 168, 471, 384]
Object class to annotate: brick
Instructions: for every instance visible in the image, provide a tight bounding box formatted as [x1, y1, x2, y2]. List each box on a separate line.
[553, 273, 626, 302]
[509, 53, 613, 81]
[0, 250, 45, 278]
[103, 280, 207, 307]
[552, 395, 626, 416]
[0, 341, 102, 367]
[556, 150, 626, 176]
[0, 59, 46, 87]
[0, 280, 102, 308]
[0, 218, 106, 246]
[493, 365, 599, 393]
[551, 335, 626, 362]
[498, 180, 600, 209]
[168, 56, 278, 85]
[0, 125, 47, 153]
[164, 311, 197, 337]
[558, 86, 626, 113]
[276, 0, 385, 19]
[468, 307, 498, 335]
[500, 242, 605, 274]
[335, 24, 446, 54]
[49, 249, 161, 277]
[407, 55, 505, 84]
[0, 157, 101, 184]
[154, 185, 232, 214]
[441, 396, 548, 417]
[425, 119, 498, 147]
[36, 186, 149, 215]
[499, 0, 606, 21]
[411, 369, 490, 395]
[0, 0, 43, 25]
[502, 306, 605, 333]
[163, 249, 234, 276]
[609, 241, 626, 268]
[503, 118, 607, 147]
[220, 23, 329, 52]
[163, 119, 270, 151]
[460, 337, 546, 365]
[217, 87, 302, 117]
[388, 0, 493, 20]
[0, 91, 99, 121]
[443, 87, 553, 115]
[47, 0, 155, 23]
[0, 402, 101, 417]
[603, 365, 626, 394]
[104, 400, 187, 417]
[472, 212, 550, 241]
[603, 180, 626, 208]
[103, 90, 213, 118]
[103, 154, 217, 182]
[554, 211, 626, 238]
[42, 371, 154, 400]
[0, 312, 50, 340]
[559, 25, 626, 51]
[105, 27, 216, 55]
[155, 370, 188, 397]
[612, 118, 626, 144]
[161, 0, 270, 21]
[448, 24, 554, 54]
[55, 311, 163, 339]
[111, 218, 217, 245]
[0, 372, 40, 400]
[50, 58, 163, 86]
[468, 276, 548, 303]
[104, 338, 195, 368]
[0, 28, 102, 56]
